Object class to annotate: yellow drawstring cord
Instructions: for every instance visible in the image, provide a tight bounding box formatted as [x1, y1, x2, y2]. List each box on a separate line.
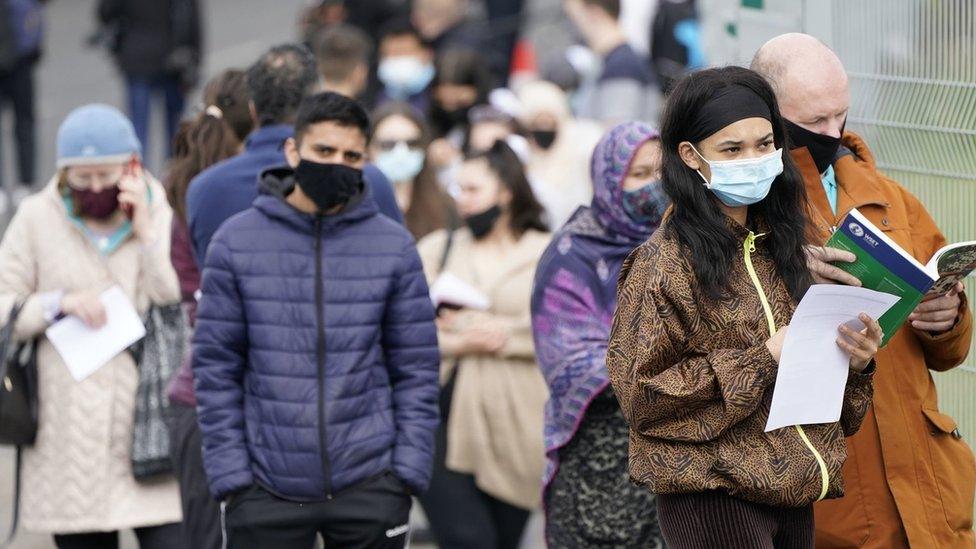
[743, 232, 830, 502]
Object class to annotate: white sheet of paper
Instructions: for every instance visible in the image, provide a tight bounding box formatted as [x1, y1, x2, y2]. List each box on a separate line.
[45, 286, 147, 382]
[429, 272, 490, 311]
[765, 285, 899, 432]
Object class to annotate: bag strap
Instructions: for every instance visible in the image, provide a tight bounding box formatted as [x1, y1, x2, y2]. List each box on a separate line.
[438, 230, 455, 275]
[0, 302, 26, 385]
[0, 447, 22, 548]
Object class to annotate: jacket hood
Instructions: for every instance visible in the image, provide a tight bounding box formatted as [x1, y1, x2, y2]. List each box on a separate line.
[254, 164, 378, 233]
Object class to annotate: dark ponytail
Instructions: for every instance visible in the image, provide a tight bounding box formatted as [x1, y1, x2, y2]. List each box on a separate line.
[166, 69, 253, 223]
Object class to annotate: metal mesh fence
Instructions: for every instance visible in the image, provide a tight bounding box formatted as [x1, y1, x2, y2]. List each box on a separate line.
[830, 1, 976, 438]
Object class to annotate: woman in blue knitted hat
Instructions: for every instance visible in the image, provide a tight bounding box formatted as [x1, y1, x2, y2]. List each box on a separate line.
[0, 104, 182, 549]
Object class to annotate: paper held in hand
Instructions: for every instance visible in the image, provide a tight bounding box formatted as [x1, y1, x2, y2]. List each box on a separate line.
[429, 272, 490, 311]
[45, 286, 147, 382]
[765, 285, 899, 432]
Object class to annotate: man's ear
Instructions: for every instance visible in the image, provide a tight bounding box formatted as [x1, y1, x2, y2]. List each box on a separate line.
[678, 141, 703, 171]
[284, 137, 301, 168]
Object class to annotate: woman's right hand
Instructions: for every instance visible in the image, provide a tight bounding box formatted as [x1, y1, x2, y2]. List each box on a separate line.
[61, 291, 107, 328]
[765, 325, 789, 363]
[459, 327, 508, 355]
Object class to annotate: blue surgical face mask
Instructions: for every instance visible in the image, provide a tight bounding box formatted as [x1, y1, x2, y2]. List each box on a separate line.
[691, 145, 783, 207]
[375, 142, 425, 184]
[378, 56, 435, 99]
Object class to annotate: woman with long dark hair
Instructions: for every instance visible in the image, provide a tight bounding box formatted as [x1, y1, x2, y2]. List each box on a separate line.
[416, 140, 549, 548]
[163, 68, 252, 549]
[369, 101, 457, 239]
[606, 66, 883, 548]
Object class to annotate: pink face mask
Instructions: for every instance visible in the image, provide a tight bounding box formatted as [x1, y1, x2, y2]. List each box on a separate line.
[71, 186, 121, 219]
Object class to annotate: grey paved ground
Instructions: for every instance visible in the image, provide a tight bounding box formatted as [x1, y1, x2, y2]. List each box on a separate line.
[0, 1, 543, 547]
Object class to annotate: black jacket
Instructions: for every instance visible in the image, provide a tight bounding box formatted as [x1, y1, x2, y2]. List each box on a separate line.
[98, 0, 201, 79]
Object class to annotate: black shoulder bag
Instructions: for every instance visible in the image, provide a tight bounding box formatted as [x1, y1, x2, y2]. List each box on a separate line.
[0, 302, 39, 548]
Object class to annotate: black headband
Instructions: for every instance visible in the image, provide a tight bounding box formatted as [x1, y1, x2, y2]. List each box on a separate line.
[686, 85, 772, 142]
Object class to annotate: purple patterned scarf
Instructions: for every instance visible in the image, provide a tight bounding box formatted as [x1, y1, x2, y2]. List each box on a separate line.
[531, 122, 666, 488]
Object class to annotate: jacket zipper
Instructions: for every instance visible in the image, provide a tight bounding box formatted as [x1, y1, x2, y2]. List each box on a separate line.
[314, 218, 334, 499]
[743, 232, 830, 502]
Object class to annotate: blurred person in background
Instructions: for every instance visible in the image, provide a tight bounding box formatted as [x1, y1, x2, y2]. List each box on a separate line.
[374, 19, 436, 113]
[163, 69, 252, 549]
[532, 121, 668, 548]
[428, 49, 492, 141]
[186, 43, 402, 268]
[312, 23, 372, 100]
[97, 0, 202, 163]
[193, 92, 439, 548]
[563, 0, 658, 123]
[517, 79, 602, 228]
[650, 0, 705, 94]
[464, 104, 520, 155]
[416, 140, 550, 549]
[370, 101, 457, 240]
[0, 104, 181, 548]
[426, 49, 493, 196]
[300, 0, 409, 47]
[411, 0, 501, 82]
[0, 0, 43, 212]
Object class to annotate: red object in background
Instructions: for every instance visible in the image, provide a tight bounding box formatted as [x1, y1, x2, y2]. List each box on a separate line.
[509, 39, 538, 87]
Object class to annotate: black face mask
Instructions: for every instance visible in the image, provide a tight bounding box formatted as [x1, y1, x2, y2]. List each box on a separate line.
[785, 118, 846, 174]
[531, 129, 557, 150]
[464, 204, 501, 240]
[294, 159, 363, 213]
[431, 103, 473, 135]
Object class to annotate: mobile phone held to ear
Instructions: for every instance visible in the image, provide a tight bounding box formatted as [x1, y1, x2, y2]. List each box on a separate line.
[121, 157, 142, 220]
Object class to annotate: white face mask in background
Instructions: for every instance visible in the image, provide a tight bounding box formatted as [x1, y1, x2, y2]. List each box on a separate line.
[378, 56, 436, 99]
[691, 145, 784, 207]
[375, 142, 426, 184]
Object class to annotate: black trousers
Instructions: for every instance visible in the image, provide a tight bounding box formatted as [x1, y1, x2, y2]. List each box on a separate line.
[53, 523, 182, 549]
[0, 59, 35, 185]
[223, 474, 412, 549]
[418, 375, 531, 549]
[166, 403, 222, 549]
[657, 491, 814, 549]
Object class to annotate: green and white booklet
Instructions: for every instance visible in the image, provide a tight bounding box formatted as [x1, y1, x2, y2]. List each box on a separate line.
[825, 208, 976, 345]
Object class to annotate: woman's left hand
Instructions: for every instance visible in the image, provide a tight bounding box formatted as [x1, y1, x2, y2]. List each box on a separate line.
[837, 313, 883, 372]
[118, 166, 152, 243]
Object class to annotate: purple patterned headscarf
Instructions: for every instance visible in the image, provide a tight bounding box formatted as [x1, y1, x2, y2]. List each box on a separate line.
[531, 121, 666, 490]
[589, 121, 664, 241]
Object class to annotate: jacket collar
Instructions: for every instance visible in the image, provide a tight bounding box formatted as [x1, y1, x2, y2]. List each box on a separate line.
[253, 165, 378, 234]
[792, 131, 887, 229]
[244, 124, 293, 154]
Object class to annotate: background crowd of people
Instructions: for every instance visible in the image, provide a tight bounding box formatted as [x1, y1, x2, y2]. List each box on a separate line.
[0, 1, 973, 549]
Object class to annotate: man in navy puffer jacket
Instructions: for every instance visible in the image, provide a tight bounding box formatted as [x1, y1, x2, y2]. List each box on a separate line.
[192, 92, 440, 548]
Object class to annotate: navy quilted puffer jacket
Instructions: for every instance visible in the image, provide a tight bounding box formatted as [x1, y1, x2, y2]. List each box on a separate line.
[192, 168, 440, 501]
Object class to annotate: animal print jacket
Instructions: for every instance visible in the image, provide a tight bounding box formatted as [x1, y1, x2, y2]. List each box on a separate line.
[606, 216, 875, 508]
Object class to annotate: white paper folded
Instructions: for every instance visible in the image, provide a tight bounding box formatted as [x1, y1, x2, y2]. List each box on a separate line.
[765, 285, 899, 432]
[429, 272, 490, 311]
[45, 286, 147, 382]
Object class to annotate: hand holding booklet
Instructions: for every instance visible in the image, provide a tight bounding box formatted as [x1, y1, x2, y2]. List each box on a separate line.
[45, 286, 146, 382]
[765, 285, 899, 432]
[825, 208, 976, 345]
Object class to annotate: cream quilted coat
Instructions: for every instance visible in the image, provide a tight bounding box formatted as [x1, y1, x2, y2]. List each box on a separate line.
[0, 176, 181, 533]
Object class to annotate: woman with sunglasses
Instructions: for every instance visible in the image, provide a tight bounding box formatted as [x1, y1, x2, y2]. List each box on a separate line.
[370, 101, 457, 240]
[606, 67, 883, 548]
[0, 104, 181, 549]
